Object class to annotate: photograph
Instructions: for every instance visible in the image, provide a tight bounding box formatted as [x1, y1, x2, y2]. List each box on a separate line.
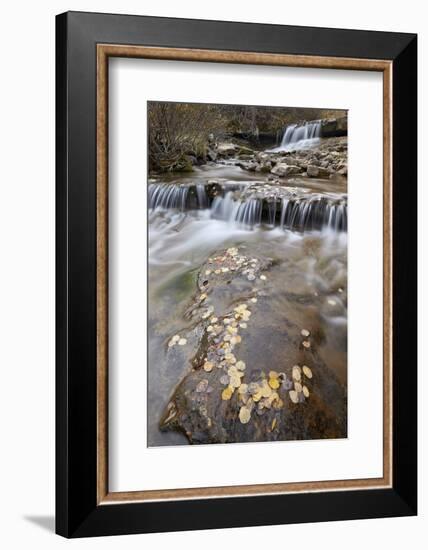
[147, 101, 348, 446]
[0, 1, 420, 544]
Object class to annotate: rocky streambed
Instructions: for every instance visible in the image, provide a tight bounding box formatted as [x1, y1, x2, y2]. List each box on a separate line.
[224, 136, 348, 178]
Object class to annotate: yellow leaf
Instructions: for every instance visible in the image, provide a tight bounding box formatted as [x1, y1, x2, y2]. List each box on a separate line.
[222, 386, 233, 400]
[292, 366, 301, 381]
[203, 361, 214, 372]
[294, 382, 303, 393]
[289, 390, 299, 404]
[239, 406, 251, 424]
[252, 391, 262, 402]
[302, 366, 313, 379]
[269, 377, 280, 389]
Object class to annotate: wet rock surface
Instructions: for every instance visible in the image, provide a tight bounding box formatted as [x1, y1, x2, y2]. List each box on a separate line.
[159, 245, 347, 445]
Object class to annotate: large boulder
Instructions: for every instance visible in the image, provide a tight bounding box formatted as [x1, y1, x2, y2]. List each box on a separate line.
[216, 142, 239, 157]
[236, 160, 257, 172]
[255, 161, 272, 173]
[320, 116, 348, 138]
[271, 163, 302, 177]
[159, 245, 347, 444]
[206, 148, 217, 162]
[307, 165, 331, 178]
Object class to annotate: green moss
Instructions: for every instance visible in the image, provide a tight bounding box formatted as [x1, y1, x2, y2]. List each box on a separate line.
[156, 268, 197, 302]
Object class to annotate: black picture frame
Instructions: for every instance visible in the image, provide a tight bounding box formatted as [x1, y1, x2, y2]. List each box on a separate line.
[56, 10, 417, 538]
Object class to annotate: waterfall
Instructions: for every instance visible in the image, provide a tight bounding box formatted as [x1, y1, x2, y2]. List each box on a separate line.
[195, 183, 209, 209]
[148, 183, 208, 211]
[149, 183, 347, 232]
[211, 192, 262, 228]
[211, 192, 239, 221]
[268, 120, 321, 152]
[235, 199, 263, 227]
[211, 193, 346, 232]
[278, 196, 347, 231]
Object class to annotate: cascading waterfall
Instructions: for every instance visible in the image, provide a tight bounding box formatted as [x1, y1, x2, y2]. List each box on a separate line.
[148, 184, 189, 211]
[269, 120, 321, 152]
[235, 199, 263, 227]
[148, 183, 208, 211]
[211, 191, 346, 231]
[279, 196, 347, 232]
[195, 183, 209, 209]
[149, 183, 347, 232]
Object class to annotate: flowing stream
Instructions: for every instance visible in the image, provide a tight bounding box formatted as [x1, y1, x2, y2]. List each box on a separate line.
[147, 164, 347, 446]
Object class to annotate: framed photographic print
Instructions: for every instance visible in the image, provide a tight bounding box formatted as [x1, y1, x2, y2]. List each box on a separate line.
[56, 11, 417, 537]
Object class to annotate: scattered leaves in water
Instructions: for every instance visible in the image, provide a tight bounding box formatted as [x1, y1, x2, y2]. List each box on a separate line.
[302, 366, 313, 379]
[294, 382, 303, 393]
[271, 418, 277, 430]
[301, 329, 310, 337]
[303, 385, 310, 398]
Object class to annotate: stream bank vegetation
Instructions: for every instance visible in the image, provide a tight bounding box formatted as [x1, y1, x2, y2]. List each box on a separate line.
[147, 100, 348, 447]
[148, 101, 346, 173]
